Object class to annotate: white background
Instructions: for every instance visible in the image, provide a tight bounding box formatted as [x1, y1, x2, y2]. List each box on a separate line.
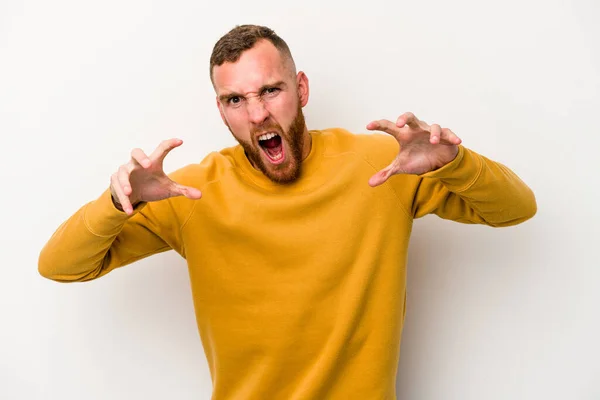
[1, 0, 598, 399]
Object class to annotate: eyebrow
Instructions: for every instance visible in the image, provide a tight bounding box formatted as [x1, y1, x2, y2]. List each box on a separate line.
[219, 81, 287, 102]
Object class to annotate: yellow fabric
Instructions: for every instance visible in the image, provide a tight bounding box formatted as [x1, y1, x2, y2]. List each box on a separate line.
[39, 128, 536, 399]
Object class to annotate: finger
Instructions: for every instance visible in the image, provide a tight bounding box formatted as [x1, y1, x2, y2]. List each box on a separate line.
[441, 128, 462, 145]
[366, 119, 400, 139]
[111, 173, 133, 214]
[430, 124, 442, 144]
[131, 148, 152, 168]
[173, 184, 202, 200]
[117, 165, 133, 196]
[368, 164, 395, 187]
[396, 112, 421, 129]
[150, 138, 183, 163]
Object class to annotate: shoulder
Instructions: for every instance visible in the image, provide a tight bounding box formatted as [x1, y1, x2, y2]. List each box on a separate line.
[319, 127, 398, 169]
[166, 144, 240, 189]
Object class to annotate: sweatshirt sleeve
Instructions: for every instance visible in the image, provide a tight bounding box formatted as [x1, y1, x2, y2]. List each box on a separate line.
[408, 145, 537, 227]
[38, 168, 197, 283]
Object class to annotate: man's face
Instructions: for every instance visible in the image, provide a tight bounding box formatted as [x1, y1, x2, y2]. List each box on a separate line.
[212, 40, 309, 184]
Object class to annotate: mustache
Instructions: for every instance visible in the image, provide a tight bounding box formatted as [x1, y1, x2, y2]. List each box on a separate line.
[251, 123, 284, 137]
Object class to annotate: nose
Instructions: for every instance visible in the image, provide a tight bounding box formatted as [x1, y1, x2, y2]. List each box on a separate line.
[246, 97, 269, 125]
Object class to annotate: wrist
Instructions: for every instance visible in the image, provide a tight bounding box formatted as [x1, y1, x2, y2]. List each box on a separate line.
[110, 193, 125, 211]
[110, 193, 140, 212]
[432, 146, 460, 171]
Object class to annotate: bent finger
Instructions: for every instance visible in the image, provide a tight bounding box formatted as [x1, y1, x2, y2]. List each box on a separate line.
[430, 124, 442, 144]
[117, 165, 132, 196]
[366, 119, 400, 139]
[396, 112, 421, 129]
[131, 148, 151, 168]
[441, 128, 462, 145]
[111, 174, 133, 214]
[150, 138, 183, 163]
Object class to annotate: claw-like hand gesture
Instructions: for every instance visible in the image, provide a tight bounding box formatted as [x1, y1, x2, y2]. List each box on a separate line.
[366, 112, 462, 186]
[110, 138, 202, 215]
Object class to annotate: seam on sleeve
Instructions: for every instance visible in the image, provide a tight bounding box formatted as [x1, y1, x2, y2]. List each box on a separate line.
[82, 203, 117, 238]
[454, 152, 485, 193]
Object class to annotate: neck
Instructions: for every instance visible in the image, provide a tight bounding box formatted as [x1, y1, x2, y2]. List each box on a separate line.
[301, 127, 312, 161]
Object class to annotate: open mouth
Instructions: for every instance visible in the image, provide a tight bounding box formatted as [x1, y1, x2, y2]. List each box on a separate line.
[257, 132, 285, 164]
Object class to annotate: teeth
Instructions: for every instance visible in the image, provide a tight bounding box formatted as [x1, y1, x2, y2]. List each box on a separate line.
[257, 132, 283, 161]
[258, 132, 278, 141]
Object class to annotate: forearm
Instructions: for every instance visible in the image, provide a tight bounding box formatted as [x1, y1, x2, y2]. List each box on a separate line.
[111, 191, 142, 213]
[38, 190, 130, 281]
[414, 146, 537, 226]
[38, 189, 167, 282]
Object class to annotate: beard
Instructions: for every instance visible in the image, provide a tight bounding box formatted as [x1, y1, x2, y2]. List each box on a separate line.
[229, 104, 307, 184]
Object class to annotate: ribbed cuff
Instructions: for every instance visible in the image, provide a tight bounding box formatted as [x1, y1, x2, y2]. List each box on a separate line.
[419, 146, 483, 192]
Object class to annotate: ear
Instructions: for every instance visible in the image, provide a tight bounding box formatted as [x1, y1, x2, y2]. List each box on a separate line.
[296, 71, 309, 107]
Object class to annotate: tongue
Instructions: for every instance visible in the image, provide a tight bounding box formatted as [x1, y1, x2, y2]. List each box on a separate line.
[262, 136, 281, 148]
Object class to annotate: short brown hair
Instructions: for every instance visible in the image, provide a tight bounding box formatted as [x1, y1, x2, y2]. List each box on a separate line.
[209, 24, 295, 84]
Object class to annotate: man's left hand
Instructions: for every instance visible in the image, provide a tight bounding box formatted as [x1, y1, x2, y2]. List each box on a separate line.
[366, 112, 462, 187]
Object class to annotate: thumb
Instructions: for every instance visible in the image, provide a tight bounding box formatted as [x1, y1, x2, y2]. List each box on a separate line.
[173, 183, 202, 200]
[368, 165, 394, 187]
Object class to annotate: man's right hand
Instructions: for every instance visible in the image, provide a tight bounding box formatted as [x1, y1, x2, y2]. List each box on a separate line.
[110, 138, 202, 215]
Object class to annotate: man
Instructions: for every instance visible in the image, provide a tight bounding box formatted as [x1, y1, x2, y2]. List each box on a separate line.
[38, 24, 536, 399]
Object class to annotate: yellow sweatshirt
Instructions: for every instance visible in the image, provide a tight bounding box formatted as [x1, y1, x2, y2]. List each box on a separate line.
[39, 128, 536, 399]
